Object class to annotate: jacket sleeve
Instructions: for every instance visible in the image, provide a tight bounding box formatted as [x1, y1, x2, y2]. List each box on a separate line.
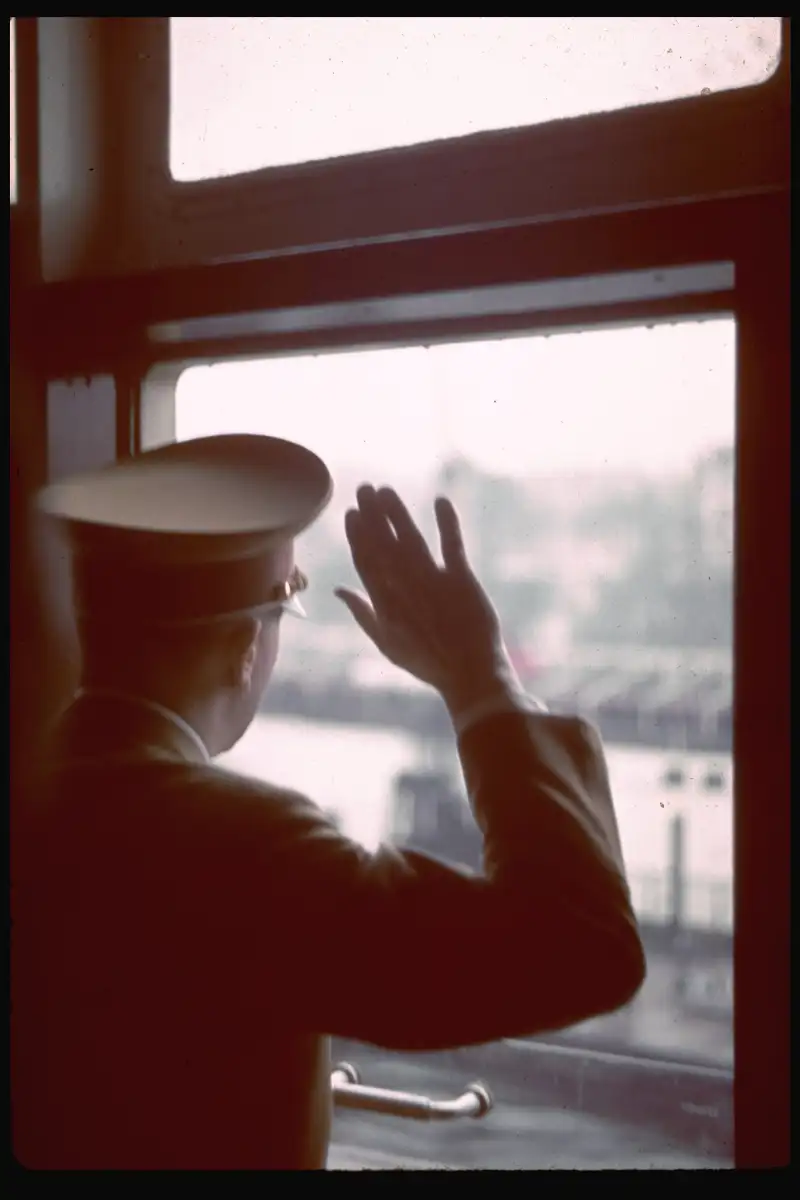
[187, 711, 646, 1052]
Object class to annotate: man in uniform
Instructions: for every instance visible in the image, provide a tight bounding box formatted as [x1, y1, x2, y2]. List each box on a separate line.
[12, 433, 646, 1170]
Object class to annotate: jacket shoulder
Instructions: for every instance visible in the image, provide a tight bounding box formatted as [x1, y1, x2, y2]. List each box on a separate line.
[156, 760, 337, 842]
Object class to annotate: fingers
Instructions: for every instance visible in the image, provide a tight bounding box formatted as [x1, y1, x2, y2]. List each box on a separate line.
[347, 485, 468, 580]
[375, 488, 438, 572]
[346, 484, 438, 607]
[435, 496, 469, 572]
[355, 485, 397, 553]
[344, 506, 395, 610]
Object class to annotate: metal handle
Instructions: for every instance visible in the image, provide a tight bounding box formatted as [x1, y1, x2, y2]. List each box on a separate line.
[331, 1062, 493, 1122]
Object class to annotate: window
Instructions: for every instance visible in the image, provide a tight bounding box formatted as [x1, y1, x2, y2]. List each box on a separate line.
[13, 13, 786, 1170]
[176, 316, 735, 1167]
[170, 17, 781, 181]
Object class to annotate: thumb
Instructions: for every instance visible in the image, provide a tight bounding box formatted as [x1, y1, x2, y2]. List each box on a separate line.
[334, 588, 382, 646]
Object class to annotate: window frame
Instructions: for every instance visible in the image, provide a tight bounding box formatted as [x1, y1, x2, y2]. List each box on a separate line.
[15, 18, 791, 281]
[163, 22, 790, 260]
[10, 16, 790, 1169]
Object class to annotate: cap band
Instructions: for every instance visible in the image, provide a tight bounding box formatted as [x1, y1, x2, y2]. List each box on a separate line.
[72, 556, 308, 626]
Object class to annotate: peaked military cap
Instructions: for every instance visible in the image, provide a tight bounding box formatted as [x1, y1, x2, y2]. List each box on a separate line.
[37, 435, 333, 626]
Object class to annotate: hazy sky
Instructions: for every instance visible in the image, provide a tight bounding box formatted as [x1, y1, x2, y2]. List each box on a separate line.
[177, 318, 736, 483]
[170, 17, 780, 180]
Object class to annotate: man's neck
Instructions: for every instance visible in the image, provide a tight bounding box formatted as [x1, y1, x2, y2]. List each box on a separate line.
[79, 676, 225, 758]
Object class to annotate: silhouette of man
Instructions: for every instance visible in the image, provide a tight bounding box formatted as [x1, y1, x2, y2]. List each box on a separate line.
[12, 434, 645, 1169]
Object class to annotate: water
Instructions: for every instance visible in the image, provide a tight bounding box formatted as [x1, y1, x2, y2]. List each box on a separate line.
[219, 714, 732, 921]
[219, 715, 418, 851]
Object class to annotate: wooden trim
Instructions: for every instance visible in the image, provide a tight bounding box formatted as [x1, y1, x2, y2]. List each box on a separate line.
[730, 199, 790, 1169]
[18, 191, 783, 377]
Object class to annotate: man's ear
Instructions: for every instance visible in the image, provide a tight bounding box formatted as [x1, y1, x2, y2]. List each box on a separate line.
[226, 616, 263, 689]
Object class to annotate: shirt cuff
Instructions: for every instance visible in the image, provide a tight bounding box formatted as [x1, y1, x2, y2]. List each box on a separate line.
[452, 691, 549, 739]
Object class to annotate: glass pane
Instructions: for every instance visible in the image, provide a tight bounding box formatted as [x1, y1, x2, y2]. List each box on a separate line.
[10, 17, 16, 202]
[176, 317, 735, 1167]
[171, 17, 781, 181]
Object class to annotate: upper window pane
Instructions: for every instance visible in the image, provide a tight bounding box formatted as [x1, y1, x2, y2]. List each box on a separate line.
[170, 17, 781, 181]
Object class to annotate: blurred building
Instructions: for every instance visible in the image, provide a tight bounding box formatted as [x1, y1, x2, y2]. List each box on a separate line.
[693, 447, 734, 571]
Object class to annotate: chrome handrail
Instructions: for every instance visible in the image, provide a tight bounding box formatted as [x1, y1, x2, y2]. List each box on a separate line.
[331, 1062, 492, 1121]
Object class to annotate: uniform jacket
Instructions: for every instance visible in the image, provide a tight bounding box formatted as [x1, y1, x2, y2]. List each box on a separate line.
[12, 694, 645, 1170]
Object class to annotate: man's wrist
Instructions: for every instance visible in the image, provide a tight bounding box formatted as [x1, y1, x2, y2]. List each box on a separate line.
[446, 689, 548, 739]
[438, 651, 551, 736]
[439, 659, 525, 721]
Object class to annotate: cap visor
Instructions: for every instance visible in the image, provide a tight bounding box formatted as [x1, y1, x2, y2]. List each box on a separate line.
[283, 593, 307, 619]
